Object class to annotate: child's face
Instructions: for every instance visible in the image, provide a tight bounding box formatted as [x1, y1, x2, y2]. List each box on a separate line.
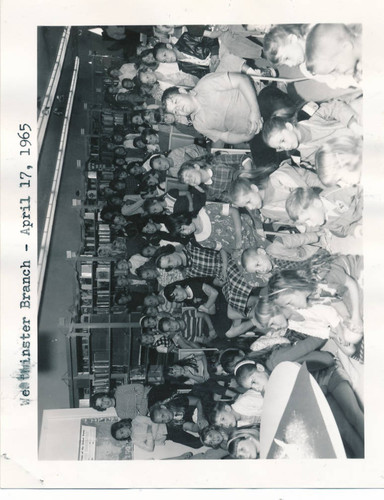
[114, 214, 127, 226]
[115, 158, 126, 166]
[152, 156, 170, 171]
[141, 268, 158, 280]
[144, 306, 158, 316]
[215, 406, 237, 429]
[146, 133, 159, 145]
[156, 25, 174, 34]
[144, 111, 156, 124]
[96, 395, 115, 410]
[245, 252, 273, 274]
[275, 289, 310, 310]
[156, 47, 177, 63]
[162, 318, 185, 332]
[142, 245, 157, 258]
[204, 429, 224, 448]
[143, 317, 157, 328]
[163, 113, 175, 124]
[296, 200, 326, 228]
[117, 171, 128, 180]
[117, 276, 129, 287]
[130, 164, 145, 176]
[172, 285, 188, 302]
[144, 295, 159, 307]
[159, 252, 184, 270]
[117, 294, 132, 305]
[241, 368, 269, 392]
[169, 365, 185, 377]
[110, 69, 120, 78]
[335, 167, 361, 188]
[141, 52, 156, 65]
[140, 70, 157, 86]
[166, 93, 196, 116]
[154, 407, 173, 423]
[268, 312, 288, 331]
[115, 426, 132, 440]
[268, 124, 299, 152]
[143, 222, 158, 234]
[235, 185, 262, 210]
[181, 166, 203, 187]
[277, 37, 305, 67]
[117, 260, 131, 271]
[122, 79, 135, 90]
[180, 222, 196, 236]
[132, 115, 144, 125]
[235, 437, 259, 459]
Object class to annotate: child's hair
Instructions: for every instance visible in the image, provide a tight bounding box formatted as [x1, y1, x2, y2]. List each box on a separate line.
[162, 86, 181, 111]
[208, 402, 229, 425]
[149, 154, 167, 169]
[241, 248, 259, 271]
[153, 42, 169, 59]
[233, 360, 258, 387]
[263, 24, 309, 64]
[137, 66, 156, 87]
[90, 392, 112, 412]
[227, 428, 260, 459]
[258, 86, 299, 121]
[136, 49, 158, 70]
[141, 128, 158, 144]
[219, 349, 245, 374]
[136, 261, 158, 279]
[178, 158, 209, 183]
[164, 212, 193, 238]
[268, 269, 316, 300]
[251, 295, 280, 330]
[285, 187, 322, 222]
[262, 115, 297, 148]
[200, 425, 228, 449]
[114, 291, 132, 306]
[315, 136, 362, 186]
[149, 402, 163, 422]
[157, 317, 171, 333]
[142, 196, 164, 215]
[163, 280, 185, 302]
[305, 24, 355, 75]
[229, 178, 253, 205]
[133, 136, 146, 149]
[111, 418, 132, 440]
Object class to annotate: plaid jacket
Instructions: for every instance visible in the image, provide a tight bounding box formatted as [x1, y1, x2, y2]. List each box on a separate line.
[184, 241, 223, 278]
[204, 163, 238, 202]
[222, 258, 255, 314]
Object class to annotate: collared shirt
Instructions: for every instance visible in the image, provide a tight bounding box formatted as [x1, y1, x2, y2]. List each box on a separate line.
[222, 258, 255, 314]
[184, 240, 223, 278]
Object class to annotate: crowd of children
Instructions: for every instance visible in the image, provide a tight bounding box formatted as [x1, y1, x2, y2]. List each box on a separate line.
[89, 24, 363, 459]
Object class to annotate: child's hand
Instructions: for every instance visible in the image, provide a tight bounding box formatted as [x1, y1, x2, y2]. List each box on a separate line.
[197, 417, 209, 430]
[248, 114, 263, 136]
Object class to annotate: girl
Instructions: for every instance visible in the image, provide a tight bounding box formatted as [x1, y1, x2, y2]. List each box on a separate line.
[262, 99, 361, 165]
[111, 417, 168, 452]
[163, 278, 219, 315]
[315, 136, 362, 188]
[227, 427, 261, 459]
[200, 424, 230, 450]
[164, 202, 263, 256]
[263, 24, 310, 67]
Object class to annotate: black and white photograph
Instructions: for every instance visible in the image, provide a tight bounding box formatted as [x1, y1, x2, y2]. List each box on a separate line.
[1, 0, 384, 491]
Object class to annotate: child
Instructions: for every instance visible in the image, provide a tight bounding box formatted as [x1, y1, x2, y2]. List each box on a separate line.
[315, 136, 362, 188]
[227, 427, 261, 459]
[111, 417, 168, 452]
[178, 156, 255, 203]
[305, 24, 362, 86]
[163, 278, 218, 314]
[263, 24, 310, 67]
[142, 188, 206, 216]
[200, 424, 230, 450]
[209, 397, 262, 429]
[166, 353, 210, 385]
[262, 100, 362, 165]
[165, 203, 263, 256]
[140, 332, 177, 354]
[285, 186, 362, 238]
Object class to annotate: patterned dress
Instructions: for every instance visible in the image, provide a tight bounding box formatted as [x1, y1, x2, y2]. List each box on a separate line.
[194, 202, 261, 255]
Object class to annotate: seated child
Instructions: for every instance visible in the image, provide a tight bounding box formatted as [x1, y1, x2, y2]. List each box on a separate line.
[262, 100, 362, 165]
[227, 426, 261, 459]
[158, 311, 217, 342]
[315, 136, 362, 188]
[209, 396, 262, 429]
[178, 156, 256, 203]
[305, 24, 362, 86]
[166, 353, 210, 385]
[200, 424, 230, 451]
[111, 417, 168, 452]
[163, 278, 219, 314]
[140, 332, 177, 353]
[143, 188, 206, 216]
[149, 394, 207, 448]
[285, 186, 362, 238]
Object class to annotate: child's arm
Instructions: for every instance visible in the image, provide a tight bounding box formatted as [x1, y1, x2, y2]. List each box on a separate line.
[266, 337, 328, 371]
[315, 99, 358, 127]
[132, 425, 155, 451]
[228, 206, 243, 249]
[200, 283, 219, 311]
[197, 311, 217, 338]
[173, 334, 202, 350]
[187, 396, 209, 430]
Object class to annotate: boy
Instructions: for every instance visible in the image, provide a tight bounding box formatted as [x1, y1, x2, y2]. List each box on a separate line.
[305, 24, 362, 86]
[285, 186, 362, 238]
